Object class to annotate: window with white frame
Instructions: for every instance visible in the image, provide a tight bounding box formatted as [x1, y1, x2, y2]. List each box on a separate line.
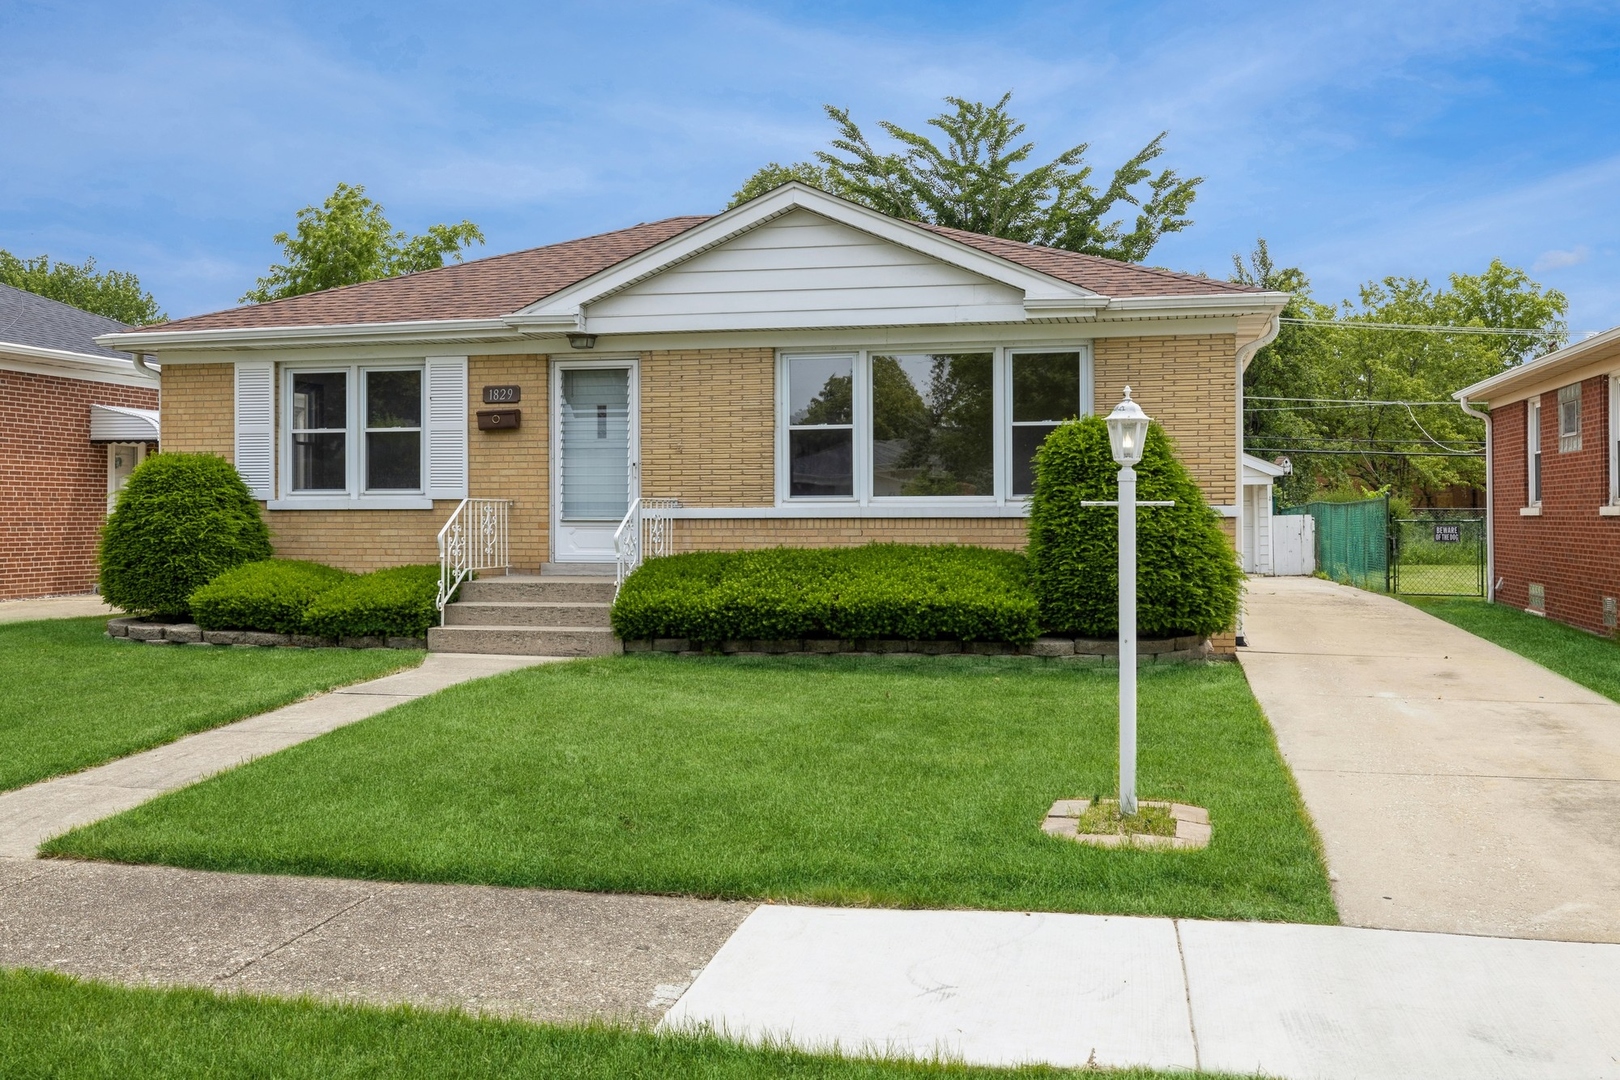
[1527, 395, 1542, 506]
[284, 365, 423, 496]
[1558, 382, 1582, 453]
[1610, 376, 1620, 505]
[779, 346, 1090, 503]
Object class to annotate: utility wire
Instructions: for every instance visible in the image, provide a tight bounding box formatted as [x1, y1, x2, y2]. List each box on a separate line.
[1279, 317, 1569, 339]
[1247, 396, 1459, 406]
[1247, 447, 1483, 458]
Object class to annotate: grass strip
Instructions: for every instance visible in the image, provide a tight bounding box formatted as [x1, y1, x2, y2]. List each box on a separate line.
[48, 654, 1334, 922]
[0, 617, 420, 792]
[1405, 597, 1620, 703]
[0, 967, 1238, 1079]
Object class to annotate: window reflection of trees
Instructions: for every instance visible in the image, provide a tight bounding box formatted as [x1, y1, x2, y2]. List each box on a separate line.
[873, 353, 993, 496]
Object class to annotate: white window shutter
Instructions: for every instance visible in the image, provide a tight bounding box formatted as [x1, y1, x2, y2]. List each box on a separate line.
[233, 361, 275, 499]
[425, 355, 469, 499]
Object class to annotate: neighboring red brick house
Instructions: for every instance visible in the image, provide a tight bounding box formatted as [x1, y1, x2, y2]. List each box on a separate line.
[1455, 327, 1620, 634]
[0, 283, 160, 600]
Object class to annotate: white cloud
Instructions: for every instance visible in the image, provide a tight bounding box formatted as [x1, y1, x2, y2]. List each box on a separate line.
[1534, 245, 1591, 271]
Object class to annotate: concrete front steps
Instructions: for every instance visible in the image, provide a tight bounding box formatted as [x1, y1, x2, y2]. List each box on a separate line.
[427, 571, 621, 657]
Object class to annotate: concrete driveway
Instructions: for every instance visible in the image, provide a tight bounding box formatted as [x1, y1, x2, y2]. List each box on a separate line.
[0, 594, 115, 623]
[1240, 577, 1620, 943]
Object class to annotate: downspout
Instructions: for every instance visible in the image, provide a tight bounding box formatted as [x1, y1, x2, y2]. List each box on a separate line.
[1457, 393, 1493, 602]
[130, 352, 160, 380]
[1233, 314, 1282, 646]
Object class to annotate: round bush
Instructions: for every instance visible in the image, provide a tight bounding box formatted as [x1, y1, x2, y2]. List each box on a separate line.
[189, 559, 353, 633]
[1027, 416, 1242, 639]
[99, 453, 273, 618]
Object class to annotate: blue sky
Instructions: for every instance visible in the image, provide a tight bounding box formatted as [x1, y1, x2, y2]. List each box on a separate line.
[3, 1, 1618, 330]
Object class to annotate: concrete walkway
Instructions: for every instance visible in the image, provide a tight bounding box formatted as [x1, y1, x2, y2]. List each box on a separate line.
[0, 652, 556, 859]
[1240, 577, 1620, 942]
[0, 860, 750, 1025]
[0, 594, 116, 623]
[663, 904, 1620, 1079]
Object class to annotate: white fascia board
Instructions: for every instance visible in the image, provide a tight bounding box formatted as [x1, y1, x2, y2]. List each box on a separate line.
[1241, 453, 1289, 478]
[513, 183, 1102, 324]
[96, 318, 520, 354]
[1102, 292, 1291, 316]
[1454, 324, 1620, 406]
[0, 342, 157, 385]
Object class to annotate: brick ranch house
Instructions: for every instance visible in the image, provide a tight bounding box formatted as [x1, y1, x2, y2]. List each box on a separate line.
[1455, 325, 1620, 634]
[99, 184, 1286, 646]
[2, 282, 160, 600]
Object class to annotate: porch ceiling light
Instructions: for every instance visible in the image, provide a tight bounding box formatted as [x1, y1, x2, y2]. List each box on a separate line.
[567, 333, 598, 350]
[1105, 386, 1150, 466]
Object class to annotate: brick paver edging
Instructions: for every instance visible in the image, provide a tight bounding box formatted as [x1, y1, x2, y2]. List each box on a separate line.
[106, 617, 426, 651]
[625, 634, 1224, 663]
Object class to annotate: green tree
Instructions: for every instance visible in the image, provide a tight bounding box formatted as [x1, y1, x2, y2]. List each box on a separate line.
[242, 183, 485, 303]
[0, 250, 164, 325]
[730, 94, 1201, 262]
[1234, 243, 1567, 504]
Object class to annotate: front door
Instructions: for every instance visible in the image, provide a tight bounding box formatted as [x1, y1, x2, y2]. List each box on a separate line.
[553, 361, 636, 562]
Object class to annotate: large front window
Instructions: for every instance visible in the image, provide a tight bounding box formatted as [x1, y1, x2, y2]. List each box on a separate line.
[780, 347, 1089, 503]
[285, 364, 424, 497]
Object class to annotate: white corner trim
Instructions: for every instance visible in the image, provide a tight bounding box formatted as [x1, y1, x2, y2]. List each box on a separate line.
[1519, 506, 1543, 516]
[266, 496, 435, 511]
[1599, 505, 1620, 517]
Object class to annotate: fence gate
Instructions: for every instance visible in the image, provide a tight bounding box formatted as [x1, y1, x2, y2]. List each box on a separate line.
[1390, 509, 1486, 597]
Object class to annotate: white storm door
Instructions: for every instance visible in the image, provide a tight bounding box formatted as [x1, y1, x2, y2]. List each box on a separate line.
[553, 361, 637, 562]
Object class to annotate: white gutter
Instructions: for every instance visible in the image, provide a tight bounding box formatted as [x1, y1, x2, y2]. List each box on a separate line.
[0, 339, 158, 382]
[1455, 324, 1620, 403]
[96, 317, 521, 353]
[1456, 392, 1494, 602]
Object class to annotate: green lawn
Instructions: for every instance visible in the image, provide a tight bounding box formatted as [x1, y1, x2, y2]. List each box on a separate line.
[1392, 563, 1484, 596]
[0, 968, 1236, 1079]
[1406, 597, 1620, 702]
[47, 654, 1335, 922]
[0, 617, 421, 792]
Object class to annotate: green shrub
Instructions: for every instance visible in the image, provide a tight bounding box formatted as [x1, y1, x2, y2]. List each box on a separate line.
[1027, 416, 1242, 639]
[612, 544, 1039, 644]
[188, 560, 353, 634]
[99, 453, 273, 618]
[303, 565, 441, 640]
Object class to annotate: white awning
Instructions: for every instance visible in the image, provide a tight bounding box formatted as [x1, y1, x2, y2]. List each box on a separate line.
[90, 404, 160, 443]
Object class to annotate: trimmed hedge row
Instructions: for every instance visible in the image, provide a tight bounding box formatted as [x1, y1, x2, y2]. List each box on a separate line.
[611, 544, 1040, 645]
[190, 560, 353, 634]
[186, 560, 442, 640]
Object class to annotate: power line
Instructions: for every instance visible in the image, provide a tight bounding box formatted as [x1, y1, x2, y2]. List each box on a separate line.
[1279, 317, 1568, 339]
[1247, 447, 1483, 458]
[1247, 396, 1460, 406]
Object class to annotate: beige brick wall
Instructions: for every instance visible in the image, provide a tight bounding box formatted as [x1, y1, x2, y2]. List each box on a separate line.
[159, 363, 233, 455]
[1095, 334, 1237, 506]
[469, 354, 548, 571]
[675, 517, 1028, 552]
[640, 348, 774, 506]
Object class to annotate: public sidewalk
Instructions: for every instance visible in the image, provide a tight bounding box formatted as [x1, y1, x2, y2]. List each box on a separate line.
[1239, 577, 1620, 942]
[0, 652, 556, 858]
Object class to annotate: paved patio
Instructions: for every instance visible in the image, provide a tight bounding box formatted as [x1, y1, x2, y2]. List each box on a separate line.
[1239, 576, 1620, 942]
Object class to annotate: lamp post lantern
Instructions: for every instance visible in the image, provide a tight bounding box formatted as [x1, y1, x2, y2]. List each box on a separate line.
[1084, 387, 1166, 817]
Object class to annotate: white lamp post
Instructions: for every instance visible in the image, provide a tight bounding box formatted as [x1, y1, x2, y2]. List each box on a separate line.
[1084, 387, 1168, 817]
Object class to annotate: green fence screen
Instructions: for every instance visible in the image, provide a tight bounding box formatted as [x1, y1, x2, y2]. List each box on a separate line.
[1278, 497, 1390, 591]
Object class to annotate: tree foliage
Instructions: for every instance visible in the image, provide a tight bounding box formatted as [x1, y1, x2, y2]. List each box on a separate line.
[242, 183, 485, 303]
[0, 250, 164, 325]
[731, 94, 1201, 262]
[1233, 241, 1567, 504]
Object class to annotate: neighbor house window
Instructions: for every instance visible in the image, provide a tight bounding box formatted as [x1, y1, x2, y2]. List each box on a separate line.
[1558, 383, 1582, 453]
[1528, 396, 1542, 506]
[1610, 376, 1620, 505]
[779, 347, 1089, 503]
[285, 364, 424, 497]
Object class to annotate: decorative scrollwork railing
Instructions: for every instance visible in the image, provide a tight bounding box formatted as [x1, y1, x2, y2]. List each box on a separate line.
[614, 498, 679, 590]
[436, 498, 513, 622]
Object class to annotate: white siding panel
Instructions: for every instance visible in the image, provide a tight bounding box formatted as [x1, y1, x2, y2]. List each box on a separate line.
[586, 209, 1025, 332]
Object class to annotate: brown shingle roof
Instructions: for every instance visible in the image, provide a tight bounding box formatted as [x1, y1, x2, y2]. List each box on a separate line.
[134, 211, 1263, 335]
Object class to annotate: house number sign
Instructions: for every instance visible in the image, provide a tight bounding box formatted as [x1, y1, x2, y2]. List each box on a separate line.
[1433, 524, 1461, 543]
[482, 385, 521, 404]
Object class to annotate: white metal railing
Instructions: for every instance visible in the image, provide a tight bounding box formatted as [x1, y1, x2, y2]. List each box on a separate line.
[614, 498, 679, 588]
[437, 498, 513, 621]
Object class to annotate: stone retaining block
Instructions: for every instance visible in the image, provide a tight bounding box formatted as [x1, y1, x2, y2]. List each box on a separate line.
[109, 618, 422, 650]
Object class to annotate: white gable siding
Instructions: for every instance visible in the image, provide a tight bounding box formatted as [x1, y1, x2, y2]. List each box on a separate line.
[583, 209, 1026, 333]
